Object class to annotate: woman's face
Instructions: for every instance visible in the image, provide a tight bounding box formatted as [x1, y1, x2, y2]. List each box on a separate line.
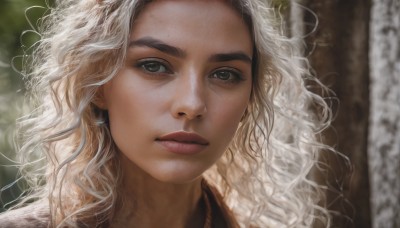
[102, 0, 253, 183]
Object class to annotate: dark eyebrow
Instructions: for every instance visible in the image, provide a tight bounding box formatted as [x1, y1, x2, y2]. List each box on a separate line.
[209, 52, 252, 64]
[129, 37, 186, 58]
[130, 37, 252, 64]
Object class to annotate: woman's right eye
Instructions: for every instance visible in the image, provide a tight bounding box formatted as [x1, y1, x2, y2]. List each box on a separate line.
[136, 59, 171, 74]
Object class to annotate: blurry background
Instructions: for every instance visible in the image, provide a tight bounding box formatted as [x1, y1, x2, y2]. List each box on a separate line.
[0, 0, 48, 213]
[0, 0, 398, 227]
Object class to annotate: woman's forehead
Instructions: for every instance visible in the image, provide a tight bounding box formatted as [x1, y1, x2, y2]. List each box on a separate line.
[130, 0, 253, 56]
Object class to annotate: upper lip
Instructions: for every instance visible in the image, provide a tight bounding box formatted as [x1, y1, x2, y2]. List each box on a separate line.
[156, 131, 209, 145]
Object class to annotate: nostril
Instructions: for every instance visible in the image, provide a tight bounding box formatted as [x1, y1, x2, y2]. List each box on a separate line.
[176, 111, 203, 119]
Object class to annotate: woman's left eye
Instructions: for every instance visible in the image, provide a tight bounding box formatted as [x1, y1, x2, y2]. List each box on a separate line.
[210, 69, 243, 83]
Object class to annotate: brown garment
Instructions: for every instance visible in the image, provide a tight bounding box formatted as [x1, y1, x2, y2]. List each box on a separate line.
[0, 202, 49, 228]
[201, 179, 240, 228]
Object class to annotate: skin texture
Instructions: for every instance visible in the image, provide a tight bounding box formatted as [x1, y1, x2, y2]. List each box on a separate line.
[101, 0, 253, 227]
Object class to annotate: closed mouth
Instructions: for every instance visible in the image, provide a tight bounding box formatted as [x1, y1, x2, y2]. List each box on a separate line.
[156, 131, 209, 145]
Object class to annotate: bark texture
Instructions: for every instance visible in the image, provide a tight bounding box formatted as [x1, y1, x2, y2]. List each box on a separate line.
[298, 0, 371, 227]
[368, 0, 400, 227]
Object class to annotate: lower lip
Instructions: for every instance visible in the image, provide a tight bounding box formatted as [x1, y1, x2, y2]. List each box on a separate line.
[157, 141, 207, 155]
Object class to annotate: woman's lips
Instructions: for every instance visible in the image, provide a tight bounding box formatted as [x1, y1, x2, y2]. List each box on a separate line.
[156, 131, 209, 154]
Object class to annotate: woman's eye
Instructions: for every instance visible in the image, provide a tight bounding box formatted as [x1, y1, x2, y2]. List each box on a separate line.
[211, 69, 243, 83]
[137, 60, 171, 74]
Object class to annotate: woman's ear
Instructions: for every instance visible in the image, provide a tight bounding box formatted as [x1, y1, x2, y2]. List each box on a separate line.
[92, 86, 108, 110]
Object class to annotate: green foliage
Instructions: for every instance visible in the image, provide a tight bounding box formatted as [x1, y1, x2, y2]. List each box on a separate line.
[0, 0, 50, 212]
[0, 0, 48, 90]
[271, 0, 290, 11]
[272, 0, 290, 14]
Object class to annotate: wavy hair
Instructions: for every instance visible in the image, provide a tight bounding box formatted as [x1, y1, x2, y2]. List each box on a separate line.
[13, 0, 334, 227]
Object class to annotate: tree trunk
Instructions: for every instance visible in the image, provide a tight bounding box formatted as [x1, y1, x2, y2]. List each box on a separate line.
[295, 0, 371, 227]
[368, 0, 400, 227]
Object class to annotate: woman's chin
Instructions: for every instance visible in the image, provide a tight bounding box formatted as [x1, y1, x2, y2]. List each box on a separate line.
[148, 168, 205, 185]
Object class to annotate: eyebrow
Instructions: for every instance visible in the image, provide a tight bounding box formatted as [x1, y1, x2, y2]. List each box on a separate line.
[209, 52, 252, 64]
[129, 37, 252, 64]
[130, 37, 186, 58]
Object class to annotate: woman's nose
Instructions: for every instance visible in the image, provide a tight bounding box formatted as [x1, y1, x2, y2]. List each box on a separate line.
[171, 75, 207, 120]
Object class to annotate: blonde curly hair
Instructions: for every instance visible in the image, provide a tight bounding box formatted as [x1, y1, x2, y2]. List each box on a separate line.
[13, 0, 333, 227]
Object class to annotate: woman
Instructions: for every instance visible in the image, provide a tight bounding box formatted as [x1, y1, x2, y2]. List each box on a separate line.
[0, 0, 334, 227]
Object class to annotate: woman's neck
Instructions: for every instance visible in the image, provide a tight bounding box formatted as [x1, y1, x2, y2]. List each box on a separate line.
[111, 157, 204, 228]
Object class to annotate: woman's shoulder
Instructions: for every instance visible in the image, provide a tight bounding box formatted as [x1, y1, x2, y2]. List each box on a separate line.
[0, 202, 50, 228]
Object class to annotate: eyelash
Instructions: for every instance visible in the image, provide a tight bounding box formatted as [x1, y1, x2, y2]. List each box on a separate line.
[209, 68, 245, 84]
[135, 59, 245, 84]
[135, 58, 172, 75]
